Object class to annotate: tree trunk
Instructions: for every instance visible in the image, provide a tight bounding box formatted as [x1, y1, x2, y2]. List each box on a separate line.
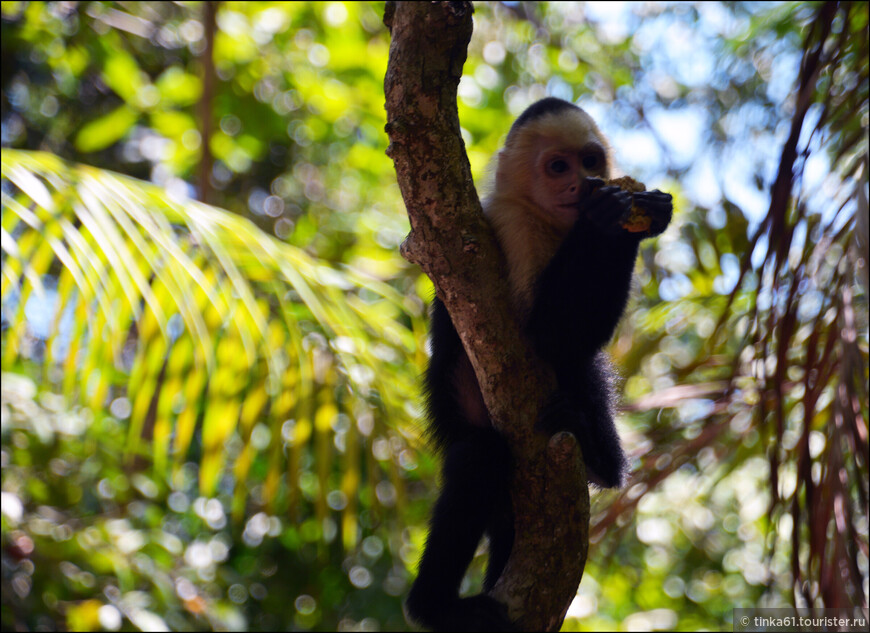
[383, 2, 590, 630]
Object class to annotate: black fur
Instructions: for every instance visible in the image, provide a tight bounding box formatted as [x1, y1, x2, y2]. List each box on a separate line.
[405, 104, 673, 631]
[507, 97, 580, 141]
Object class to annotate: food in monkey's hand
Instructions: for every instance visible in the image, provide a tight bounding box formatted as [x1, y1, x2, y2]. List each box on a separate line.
[606, 175, 646, 194]
[588, 176, 673, 238]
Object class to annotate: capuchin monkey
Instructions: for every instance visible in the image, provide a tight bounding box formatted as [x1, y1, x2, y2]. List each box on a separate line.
[405, 97, 672, 631]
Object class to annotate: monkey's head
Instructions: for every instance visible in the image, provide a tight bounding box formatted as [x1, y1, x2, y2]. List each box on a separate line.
[494, 98, 614, 231]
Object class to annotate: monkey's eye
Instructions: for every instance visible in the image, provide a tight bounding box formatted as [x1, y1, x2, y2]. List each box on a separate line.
[548, 159, 570, 175]
[582, 154, 601, 170]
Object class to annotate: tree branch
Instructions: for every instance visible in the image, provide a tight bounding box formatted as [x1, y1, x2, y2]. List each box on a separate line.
[383, 3, 589, 630]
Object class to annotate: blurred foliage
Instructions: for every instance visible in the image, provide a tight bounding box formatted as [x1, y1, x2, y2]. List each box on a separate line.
[1, 1, 868, 632]
[0, 147, 426, 630]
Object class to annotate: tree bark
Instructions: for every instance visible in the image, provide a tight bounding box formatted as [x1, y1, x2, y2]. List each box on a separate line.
[383, 3, 590, 630]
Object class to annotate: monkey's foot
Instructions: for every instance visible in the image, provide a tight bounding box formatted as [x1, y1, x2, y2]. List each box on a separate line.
[407, 595, 516, 632]
[443, 595, 517, 632]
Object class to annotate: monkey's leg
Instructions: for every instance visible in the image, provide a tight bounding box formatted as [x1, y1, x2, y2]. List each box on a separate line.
[483, 482, 514, 592]
[406, 429, 515, 631]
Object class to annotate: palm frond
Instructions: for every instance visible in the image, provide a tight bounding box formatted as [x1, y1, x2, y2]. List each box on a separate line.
[1, 149, 423, 538]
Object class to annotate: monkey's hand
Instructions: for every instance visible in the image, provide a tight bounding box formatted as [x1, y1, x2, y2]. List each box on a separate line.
[627, 190, 673, 238]
[583, 177, 673, 238]
[580, 177, 634, 236]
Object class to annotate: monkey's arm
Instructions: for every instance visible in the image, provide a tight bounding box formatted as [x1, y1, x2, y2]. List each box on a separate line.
[526, 184, 670, 488]
[526, 184, 642, 368]
[526, 185, 637, 489]
[527, 183, 673, 368]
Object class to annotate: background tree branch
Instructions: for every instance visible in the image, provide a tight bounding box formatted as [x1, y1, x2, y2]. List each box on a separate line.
[196, 0, 217, 204]
[383, 2, 590, 630]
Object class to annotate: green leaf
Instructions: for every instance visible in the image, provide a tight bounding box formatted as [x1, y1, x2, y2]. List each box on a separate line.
[101, 49, 145, 104]
[155, 66, 202, 107]
[74, 105, 140, 153]
[149, 110, 196, 138]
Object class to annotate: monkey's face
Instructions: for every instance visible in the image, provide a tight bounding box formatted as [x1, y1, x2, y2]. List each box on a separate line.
[530, 136, 609, 230]
[495, 107, 613, 233]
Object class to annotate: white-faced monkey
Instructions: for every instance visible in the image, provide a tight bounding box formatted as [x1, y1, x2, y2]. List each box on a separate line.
[405, 97, 673, 631]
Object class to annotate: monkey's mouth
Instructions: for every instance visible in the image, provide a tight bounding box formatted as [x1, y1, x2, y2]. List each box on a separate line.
[552, 204, 580, 226]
